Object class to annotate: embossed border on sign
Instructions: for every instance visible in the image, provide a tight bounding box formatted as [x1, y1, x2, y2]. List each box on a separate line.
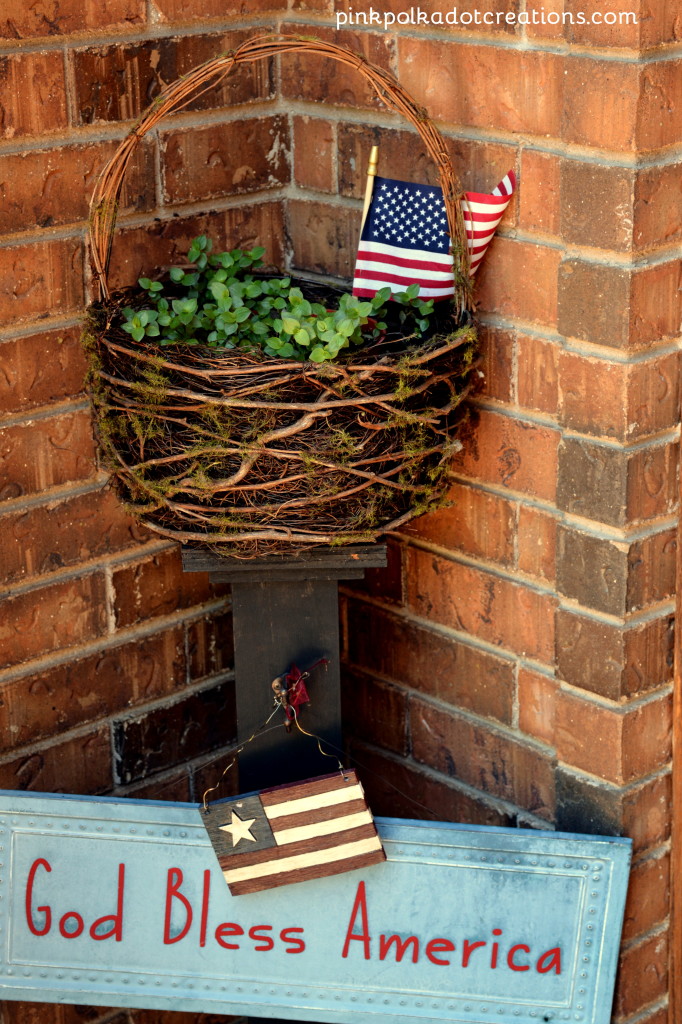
[0, 791, 631, 1024]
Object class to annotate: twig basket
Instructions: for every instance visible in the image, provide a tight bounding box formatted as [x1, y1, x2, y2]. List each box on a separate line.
[85, 34, 478, 557]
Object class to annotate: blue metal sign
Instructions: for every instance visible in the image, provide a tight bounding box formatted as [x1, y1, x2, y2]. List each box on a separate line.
[0, 790, 630, 1024]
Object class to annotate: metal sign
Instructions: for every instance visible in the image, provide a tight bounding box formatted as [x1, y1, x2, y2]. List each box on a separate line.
[0, 790, 631, 1024]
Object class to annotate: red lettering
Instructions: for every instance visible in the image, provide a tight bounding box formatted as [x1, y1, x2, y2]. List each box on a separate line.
[462, 940, 486, 967]
[59, 912, 84, 939]
[491, 928, 502, 968]
[280, 927, 305, 954]
[25, 858, 52, 937]
[215, 922, 243, 949]
[342, 881, 371, 959]
[536, 947, 562, 975]
[89, 864, 125, 942]
[507, 944, 531, 972]
[379, 934, 419, 963]
[249, 925, 275, 952]
[425, 938, 455, 966]
[163, 868, 193, 945]
[199, 870, 211, 948]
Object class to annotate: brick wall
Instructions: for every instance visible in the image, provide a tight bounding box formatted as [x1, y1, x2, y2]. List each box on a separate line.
[0, 3, 680, 1024]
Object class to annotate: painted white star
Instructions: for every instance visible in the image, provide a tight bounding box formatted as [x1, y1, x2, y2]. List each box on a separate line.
[219, 810, 257, 847]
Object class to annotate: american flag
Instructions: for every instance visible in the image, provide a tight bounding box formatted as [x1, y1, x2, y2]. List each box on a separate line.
[203, 770, 385, 896]
[352, 170, 516, 300]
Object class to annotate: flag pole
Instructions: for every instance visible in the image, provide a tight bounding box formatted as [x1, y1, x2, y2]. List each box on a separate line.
[360, 145, 379, 234]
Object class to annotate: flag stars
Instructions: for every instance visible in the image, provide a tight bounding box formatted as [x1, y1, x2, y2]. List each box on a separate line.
[219, 810, 257, 847]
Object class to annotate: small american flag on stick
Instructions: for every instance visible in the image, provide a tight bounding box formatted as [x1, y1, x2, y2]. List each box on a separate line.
[352, 169, 516, 300]
[203, 770, 385, 896]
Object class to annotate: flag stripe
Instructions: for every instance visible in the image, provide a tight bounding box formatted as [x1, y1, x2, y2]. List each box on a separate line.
[263, 783, 365, 818]
[260, 771, 357, 806]
[228, 847, 387, 896]
[217, 822, 379, 872]
[274, 810, 374, 846]
[223, 836, 384, 889]
[270, 797, 369, 832]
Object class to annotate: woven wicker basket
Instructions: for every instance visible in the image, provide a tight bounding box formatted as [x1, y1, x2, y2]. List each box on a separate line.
[85, 34, 478, 557]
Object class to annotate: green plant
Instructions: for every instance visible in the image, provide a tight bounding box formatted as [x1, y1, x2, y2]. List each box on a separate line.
[120, 236, 435, 362]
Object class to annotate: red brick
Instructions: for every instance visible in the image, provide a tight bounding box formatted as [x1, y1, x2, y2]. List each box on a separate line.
[133, 1008, 242, 1024]
[344, 742, 516, 826]
[113, 679, 236, 784]
[564, 0, 643, 48]
[562, 59, 640, 151]
[518, 150, 560, 237]
[0, 326, 88, 414]
[0, 574, 108, 669]
[517, 334, 559, 415]
[621, 850, 670, 944]
[287, 199, 361, 279]
[559, 258, 682, 350]
[187, 609, 234, 681]
[404, 480, 515, 567]
[559, 349, 681, 441]
[411, 699, 555, 819]
[451, 407, 559, 502]
[518, 667, 558, 747]
[638, 60, 682, 151]
[398, 40, 562, 136]
[345, 600, 515, 723]
[0, 238, 84, 326]
[343, 536, 404, 605]
[121, 770, 192, 803]
[0, 627, 186, 750]
[406, 546, 556, 663]
[613, 929, 668, 1019]
[561, 160, 634, 251]
[556, 608, 674, 702]
[105, 202, 286, 292]
[476, 324, 514, 404]
[558, 260, 631, 349]
[0, 52, 67, 139]
[161, 116, 290, 204]
[524, 0, 564, 39]
[342, 667, 409, 754]
[294, 116, 335, 193]
[517, 505, 556, 583]
[153, 0, 283, 19]
[280, 26, 395, 111]
[0, 0, 144, 37]
[623, 773, 671, 855]
[0, 487, 150, 583]
[338, 122, 516, 203]
[475, 238, 560, 327]
[0, 410, 96, 502]
[627, 527, 677, 613]
[630, 259, 682, 348]
[0, 725, 112, 794]
[635, 162, 682, 250]
[0, 140, 155, 235]
[113, 548, 218, 628]
[74, 32, 274, 125]
[2, 1003, 121, 1024]
[626, 441, 678, 523]
[555, 689, 672, 785]
[558, 437, 677, 527]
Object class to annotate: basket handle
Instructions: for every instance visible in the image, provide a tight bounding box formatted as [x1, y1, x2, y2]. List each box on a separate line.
[88, 33, 472, 315]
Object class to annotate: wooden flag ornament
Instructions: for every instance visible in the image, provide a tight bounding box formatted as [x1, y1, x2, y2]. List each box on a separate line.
[203, 770, 385, 895]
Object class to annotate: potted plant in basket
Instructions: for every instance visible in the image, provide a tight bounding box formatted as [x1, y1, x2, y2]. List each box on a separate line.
[83, 35, 478, 558]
